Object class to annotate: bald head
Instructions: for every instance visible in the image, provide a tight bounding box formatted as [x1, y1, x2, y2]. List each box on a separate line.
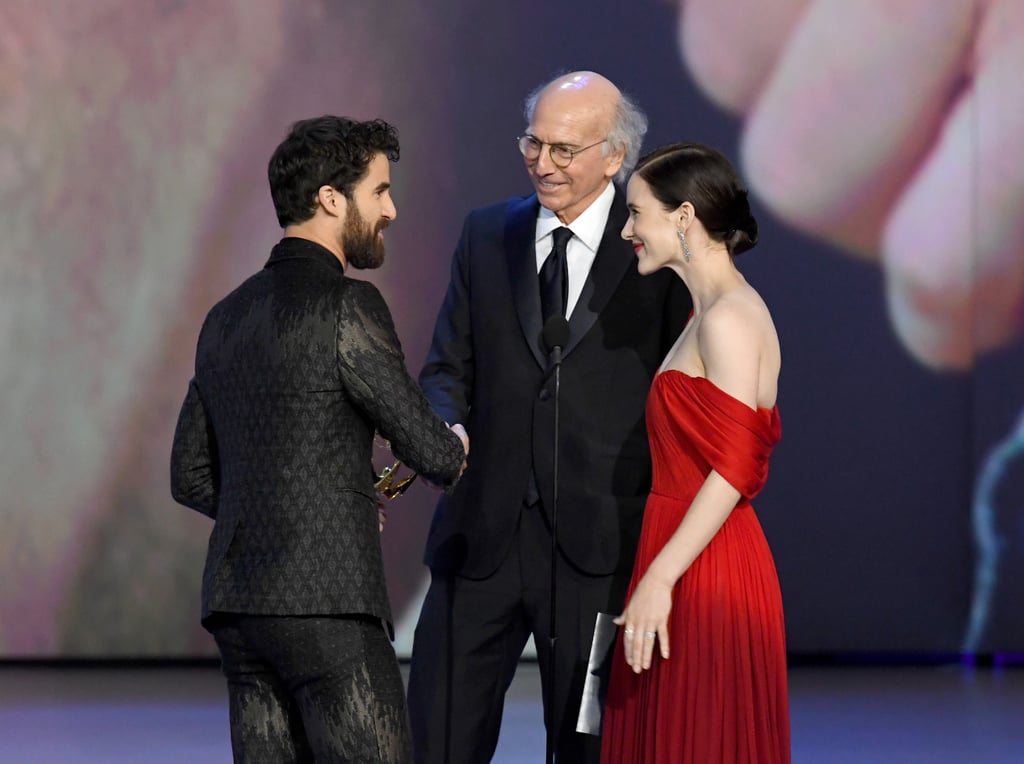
[524, 71, 648, 184]
[538, 71, 621, 116]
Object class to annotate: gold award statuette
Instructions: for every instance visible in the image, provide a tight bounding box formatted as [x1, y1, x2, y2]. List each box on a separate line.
[374, 436, 417, 500]
[375, 459, 417, 500]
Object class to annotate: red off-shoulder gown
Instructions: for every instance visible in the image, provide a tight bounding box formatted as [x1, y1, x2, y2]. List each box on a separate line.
[601, 370, 790, 763]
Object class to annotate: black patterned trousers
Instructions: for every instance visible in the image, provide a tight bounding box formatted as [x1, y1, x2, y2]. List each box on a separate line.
[209, 613, 411, 763]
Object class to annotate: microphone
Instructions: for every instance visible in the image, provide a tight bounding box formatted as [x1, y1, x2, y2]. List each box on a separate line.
[542, 315, 570, 376]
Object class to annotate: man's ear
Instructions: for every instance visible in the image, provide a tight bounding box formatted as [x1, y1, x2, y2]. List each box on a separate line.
[317, 185, 346, 218]
[604, 144, 626, 181]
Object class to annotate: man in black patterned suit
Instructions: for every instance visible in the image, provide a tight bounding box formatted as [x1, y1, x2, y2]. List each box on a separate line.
[171, 115, 467, 763]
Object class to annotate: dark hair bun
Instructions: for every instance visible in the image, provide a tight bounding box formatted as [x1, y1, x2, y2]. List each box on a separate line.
[724, 189, 758, 255]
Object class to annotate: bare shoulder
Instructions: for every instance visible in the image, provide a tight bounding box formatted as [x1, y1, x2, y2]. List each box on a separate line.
[700, 286, 772, 348]
[698, 286, 780, 408]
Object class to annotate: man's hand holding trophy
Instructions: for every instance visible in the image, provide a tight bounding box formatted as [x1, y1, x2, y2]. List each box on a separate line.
[373, 425, 470, 525]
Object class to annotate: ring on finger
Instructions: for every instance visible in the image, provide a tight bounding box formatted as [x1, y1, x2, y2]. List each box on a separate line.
[644, 631, 656, 639]
[623, 627, 635, 636]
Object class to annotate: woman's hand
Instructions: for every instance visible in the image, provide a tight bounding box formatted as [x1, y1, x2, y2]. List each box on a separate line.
[614, 572, 674, 673]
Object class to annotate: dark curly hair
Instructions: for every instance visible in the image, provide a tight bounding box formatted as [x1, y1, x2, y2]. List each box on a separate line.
[634, 142, 758, 255]
[268, 116, 400, 228]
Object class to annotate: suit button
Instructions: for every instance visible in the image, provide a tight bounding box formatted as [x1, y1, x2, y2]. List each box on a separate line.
[538, 388, 551, 401]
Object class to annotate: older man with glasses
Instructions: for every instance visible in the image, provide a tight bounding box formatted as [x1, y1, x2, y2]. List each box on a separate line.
[408, 71, 692, 764]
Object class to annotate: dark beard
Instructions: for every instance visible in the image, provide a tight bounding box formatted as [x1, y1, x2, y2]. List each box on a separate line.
[341, 203, 386, 270]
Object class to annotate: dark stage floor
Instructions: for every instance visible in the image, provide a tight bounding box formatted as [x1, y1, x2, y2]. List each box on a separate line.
[1, 662, 1022, 762]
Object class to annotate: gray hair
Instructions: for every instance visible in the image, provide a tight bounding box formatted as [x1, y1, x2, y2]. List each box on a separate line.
[606, 92, 648, 182]
[523, 80, 648, 184]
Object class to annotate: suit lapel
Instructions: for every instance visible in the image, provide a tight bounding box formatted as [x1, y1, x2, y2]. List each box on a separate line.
[564, 187, 633, 356]
[504, 195, 547, 367]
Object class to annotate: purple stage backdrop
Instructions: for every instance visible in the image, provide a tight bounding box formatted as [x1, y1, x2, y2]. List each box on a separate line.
[2, 0, 1021, 657]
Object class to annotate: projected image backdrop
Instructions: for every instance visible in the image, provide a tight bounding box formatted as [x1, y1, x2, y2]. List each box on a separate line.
[2, 0, 1021, 657]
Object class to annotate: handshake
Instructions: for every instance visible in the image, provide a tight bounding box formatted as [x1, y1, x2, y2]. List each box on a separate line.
[374, 423, 470, 501]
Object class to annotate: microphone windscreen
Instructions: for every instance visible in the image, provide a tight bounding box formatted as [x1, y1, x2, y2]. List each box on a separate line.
[542, 315, 570, 351]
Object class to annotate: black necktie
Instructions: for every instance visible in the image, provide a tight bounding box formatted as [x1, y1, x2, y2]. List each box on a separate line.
[539, 226, 573, 323]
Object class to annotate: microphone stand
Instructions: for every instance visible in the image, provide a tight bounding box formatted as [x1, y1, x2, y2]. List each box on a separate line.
[546, 344, 562, 764]
[541, 316, 568, 764]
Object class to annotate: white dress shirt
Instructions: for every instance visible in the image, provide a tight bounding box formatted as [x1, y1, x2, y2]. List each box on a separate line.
[534, 182, 615, 318]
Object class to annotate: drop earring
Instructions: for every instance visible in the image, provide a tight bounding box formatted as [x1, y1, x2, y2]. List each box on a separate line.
[677, 229, 690, 262]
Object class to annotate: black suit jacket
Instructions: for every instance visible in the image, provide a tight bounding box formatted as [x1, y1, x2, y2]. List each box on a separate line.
[171, 237, 464, 627]
[420, 189, 691, 579]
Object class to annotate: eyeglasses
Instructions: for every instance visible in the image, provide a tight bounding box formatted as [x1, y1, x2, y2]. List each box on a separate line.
[516, 134, 607, 169]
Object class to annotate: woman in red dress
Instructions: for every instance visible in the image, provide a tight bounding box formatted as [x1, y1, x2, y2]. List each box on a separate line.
[601, 143, 790, 763]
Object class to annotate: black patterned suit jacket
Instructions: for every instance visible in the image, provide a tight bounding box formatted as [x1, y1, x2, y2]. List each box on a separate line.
[420, 189, 692, 580]
[171, 237, 464, 627]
